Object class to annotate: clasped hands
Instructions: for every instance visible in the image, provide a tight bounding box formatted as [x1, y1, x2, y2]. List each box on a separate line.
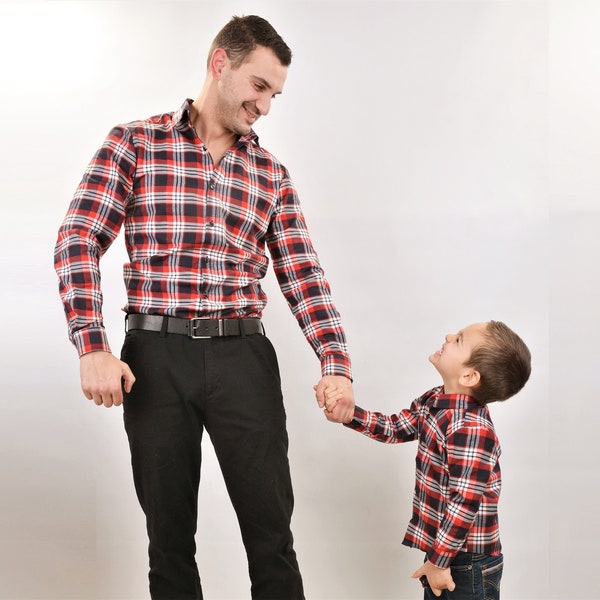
[313, 377, 355, 424]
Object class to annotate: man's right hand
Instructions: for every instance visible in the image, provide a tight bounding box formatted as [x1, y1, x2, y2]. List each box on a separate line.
[79, 351, 136, 408]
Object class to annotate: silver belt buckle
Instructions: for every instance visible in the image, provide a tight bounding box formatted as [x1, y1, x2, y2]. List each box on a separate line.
[189, 318, 223, 339]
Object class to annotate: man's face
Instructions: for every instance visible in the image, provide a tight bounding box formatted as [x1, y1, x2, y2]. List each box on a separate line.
[216, 45, 288, 136]
[429, 322, 488, 390]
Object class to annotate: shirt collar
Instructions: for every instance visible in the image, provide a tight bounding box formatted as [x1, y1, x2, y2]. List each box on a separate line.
[429, 386, 481, 410]
[174, 98, 260, 146]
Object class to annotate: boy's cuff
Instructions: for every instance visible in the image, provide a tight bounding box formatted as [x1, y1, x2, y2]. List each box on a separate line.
[426, 547, 455, 570]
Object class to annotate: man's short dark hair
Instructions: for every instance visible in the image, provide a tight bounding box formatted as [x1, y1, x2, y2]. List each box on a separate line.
[467, 321, 531, 405]
[208, 15, 292, 69]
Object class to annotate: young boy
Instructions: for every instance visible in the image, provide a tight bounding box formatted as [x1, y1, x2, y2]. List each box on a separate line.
[322, 321, 531, 600]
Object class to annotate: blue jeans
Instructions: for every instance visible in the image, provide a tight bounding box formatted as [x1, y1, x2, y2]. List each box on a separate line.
[423, 552, 503, 600]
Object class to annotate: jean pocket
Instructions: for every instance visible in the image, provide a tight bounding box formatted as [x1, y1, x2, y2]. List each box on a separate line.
[449, 562, 475, 598]
[482, 555, 503, 600]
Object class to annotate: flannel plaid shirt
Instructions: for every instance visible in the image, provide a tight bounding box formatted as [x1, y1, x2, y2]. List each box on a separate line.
[346, 386, 502, 567]
[54, 99, 351, 379]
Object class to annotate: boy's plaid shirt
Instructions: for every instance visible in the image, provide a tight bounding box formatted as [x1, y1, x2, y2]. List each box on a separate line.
[346, 386, 502, 568]
[54, 99, 351, 379]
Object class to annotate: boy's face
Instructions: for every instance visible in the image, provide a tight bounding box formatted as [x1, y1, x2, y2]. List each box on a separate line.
[429, 322, 488, 393]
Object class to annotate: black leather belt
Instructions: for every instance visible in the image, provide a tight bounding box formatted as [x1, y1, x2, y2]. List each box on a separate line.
[126, 314, 263, 338]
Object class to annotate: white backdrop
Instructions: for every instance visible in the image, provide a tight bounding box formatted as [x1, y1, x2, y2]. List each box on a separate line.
[0, 1, 597, 599]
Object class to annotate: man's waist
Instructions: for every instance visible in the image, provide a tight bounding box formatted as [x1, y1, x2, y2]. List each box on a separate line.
[126, 313, 263, 338]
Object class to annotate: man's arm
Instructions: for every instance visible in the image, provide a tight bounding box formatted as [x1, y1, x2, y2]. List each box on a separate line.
[266, 171, 352, 382]
[54, 125, 135, 356]
[55, 126, 137, 405]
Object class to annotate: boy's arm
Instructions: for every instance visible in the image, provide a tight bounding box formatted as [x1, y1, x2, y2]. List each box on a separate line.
[321, 386, 421, 443]
[427, 422, 500, 567]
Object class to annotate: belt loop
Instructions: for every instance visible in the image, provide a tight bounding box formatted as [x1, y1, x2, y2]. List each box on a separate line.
[239, 319, 247, 339]
[124, 314, 129, 334]
[159, 316, 169, 338]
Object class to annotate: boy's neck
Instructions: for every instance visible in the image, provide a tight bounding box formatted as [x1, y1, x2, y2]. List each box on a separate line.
[441, 381, 473, 396]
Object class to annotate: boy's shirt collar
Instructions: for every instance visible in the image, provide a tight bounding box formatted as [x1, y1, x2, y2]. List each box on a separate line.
[430, 386, 481, 410]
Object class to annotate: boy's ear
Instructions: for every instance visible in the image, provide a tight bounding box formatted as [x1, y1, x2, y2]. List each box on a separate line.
[459, 369, 481, 389]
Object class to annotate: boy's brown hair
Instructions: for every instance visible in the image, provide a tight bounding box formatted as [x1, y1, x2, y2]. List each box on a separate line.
[208, 15, 292, 70]
[467, 321, 531, 405]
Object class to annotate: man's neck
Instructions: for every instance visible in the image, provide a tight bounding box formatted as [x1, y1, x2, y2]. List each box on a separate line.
[189, 100, 237, 165]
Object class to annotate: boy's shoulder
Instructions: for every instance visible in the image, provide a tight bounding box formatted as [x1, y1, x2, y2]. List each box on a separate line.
[441, 398, 497, 438]
[451, 405, 498, 446]
[464, 404, 494, 427]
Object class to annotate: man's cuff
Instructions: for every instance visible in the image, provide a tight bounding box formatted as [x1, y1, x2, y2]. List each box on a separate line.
[72, 326, 111, 357]
[321, 354, 352, 381]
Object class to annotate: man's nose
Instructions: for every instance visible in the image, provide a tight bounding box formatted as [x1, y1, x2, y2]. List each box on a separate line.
[256, 96, 271, 116]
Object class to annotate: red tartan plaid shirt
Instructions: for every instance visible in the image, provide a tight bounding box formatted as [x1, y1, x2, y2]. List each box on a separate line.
[54, 99, 351, 379]
[346, 386, 502, 568]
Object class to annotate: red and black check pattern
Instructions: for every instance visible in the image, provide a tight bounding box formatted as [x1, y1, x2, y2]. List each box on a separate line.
[55, 99, 351, 378]
[346, 386, 502, 568]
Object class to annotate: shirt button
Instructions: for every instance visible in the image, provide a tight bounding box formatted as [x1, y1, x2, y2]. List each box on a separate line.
[209, 182, 215, 190]
[208, 221, 215, 227]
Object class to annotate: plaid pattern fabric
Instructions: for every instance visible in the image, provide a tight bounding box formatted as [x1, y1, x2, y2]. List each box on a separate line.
[346, 386, 502, 568]
[55, 99, 351, 378]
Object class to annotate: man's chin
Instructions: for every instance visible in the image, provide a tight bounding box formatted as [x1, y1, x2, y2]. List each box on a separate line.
[232, 122, 253, 136]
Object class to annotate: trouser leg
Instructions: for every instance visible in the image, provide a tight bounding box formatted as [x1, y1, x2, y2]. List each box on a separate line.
[122, 329, 204, 600]
[204, 334, 304, 600]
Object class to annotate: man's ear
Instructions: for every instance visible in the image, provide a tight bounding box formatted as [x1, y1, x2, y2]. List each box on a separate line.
[210, 48, 229, 79]
[459, 369, 481, 389]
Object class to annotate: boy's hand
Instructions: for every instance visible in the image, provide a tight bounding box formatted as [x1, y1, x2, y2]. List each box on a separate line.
[324, 386, 343, 412]
[411, 561, 455, 597]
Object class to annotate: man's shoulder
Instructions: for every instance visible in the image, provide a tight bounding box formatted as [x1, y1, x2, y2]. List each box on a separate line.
[116, 110, 176, 137]
[244, 134, 289, 176]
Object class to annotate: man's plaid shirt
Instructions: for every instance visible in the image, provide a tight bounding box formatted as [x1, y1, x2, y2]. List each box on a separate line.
[346, 386, 502, 567]
[54, 99, 351, 378]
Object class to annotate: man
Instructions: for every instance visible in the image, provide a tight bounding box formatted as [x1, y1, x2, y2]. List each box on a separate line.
[54, 15, 354, 600]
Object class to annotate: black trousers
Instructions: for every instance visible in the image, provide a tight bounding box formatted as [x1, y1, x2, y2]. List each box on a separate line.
[121, 328, 304, 599]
